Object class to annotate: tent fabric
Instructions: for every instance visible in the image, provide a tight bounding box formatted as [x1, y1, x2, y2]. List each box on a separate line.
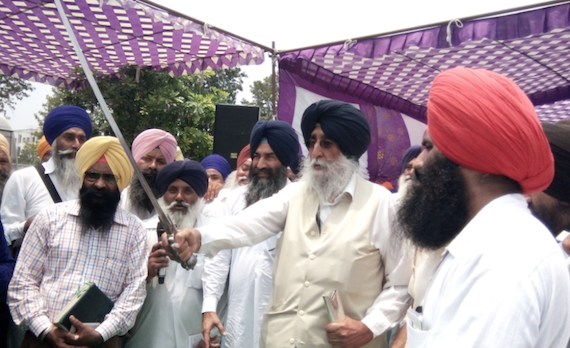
[0, 0, 265, 88]
[277, 1, 570, 186]
[279, 2, 570, 124]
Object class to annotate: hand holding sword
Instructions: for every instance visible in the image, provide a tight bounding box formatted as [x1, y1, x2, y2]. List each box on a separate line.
[161, 228, 202, 264]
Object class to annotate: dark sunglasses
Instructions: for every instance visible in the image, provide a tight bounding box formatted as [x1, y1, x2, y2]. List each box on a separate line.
[84, 171, 118, 184]
[306, 139, 335, 150]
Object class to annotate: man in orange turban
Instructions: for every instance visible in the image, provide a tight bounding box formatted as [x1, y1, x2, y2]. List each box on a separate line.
[397, 68, 570, 347]
[36, 136, 51, 163]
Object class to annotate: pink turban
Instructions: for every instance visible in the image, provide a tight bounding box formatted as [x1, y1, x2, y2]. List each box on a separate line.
[132, 129, 177, 164]
[427, 67, 553, 194]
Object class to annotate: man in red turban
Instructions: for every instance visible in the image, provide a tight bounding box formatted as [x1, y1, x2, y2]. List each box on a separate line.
[397, 67, 570, 347]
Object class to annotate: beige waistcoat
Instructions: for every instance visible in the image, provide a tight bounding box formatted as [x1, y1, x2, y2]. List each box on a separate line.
[260, 176, 387, 348]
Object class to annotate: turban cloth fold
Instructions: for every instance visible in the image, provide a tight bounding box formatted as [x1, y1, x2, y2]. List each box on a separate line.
[237, 144, 251, 168]
[156, 159, 208, 197]
[36, 136, 50, 160]
[132, 129, 177, 164]
[401, 145, 421, 174]
[301, 100, 371, 160]
[76, 136, 134, 192]
[43, 105, 92, 145]
[250, 120, 299, 168]
[0, 133, 9, 162]
[201, 154, 232, 180]
[542, 122, 570, 204]
[427, 67, 553, 194]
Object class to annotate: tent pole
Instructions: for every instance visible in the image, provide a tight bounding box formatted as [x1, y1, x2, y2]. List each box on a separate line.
[272, 41, 277, 121]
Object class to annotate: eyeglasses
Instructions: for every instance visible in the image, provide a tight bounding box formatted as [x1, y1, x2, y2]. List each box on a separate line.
[306, 139, 336, 150]
[84, 171, 118, 185]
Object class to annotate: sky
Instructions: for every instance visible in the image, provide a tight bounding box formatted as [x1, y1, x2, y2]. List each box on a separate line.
[6, 0, 553, 130]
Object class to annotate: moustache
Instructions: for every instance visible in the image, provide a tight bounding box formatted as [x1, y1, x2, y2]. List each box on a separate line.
[58, 148, 78, 156]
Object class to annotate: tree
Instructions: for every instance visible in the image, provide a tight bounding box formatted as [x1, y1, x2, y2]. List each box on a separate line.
[17, 141, 40, 166]
[202, 68, 246, 104]
[241, 74, 277, 120]
[0, 75, 34, 111]
[35, 66, 237, 160]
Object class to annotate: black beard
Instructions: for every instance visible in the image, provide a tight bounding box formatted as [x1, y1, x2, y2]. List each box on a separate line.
[397, 154, 469, 250]
[79, 185, 121, 232]
[530, 200, 570, 237]
[245, 166, 288, 207]
[128, 169, 159, 213]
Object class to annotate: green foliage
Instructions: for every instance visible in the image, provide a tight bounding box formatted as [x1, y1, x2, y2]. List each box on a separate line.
[241, 74, 277, 120]
[35, 65, 244, 160]
[17, 141, 40, 166]
[0, 75, 34, 111]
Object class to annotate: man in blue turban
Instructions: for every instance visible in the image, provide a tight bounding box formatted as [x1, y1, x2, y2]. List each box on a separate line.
[127, 159, 220, 348]
[2, 105, 92, 260]
[201, 120, 301, 348]
[397, 145, 422, 200]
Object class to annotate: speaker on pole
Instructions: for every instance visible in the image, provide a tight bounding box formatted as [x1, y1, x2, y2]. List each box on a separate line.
[213, 104, 259, 170]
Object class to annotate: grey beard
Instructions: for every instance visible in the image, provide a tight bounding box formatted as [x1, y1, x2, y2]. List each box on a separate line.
[128, 170, 159, 213]
[157, 196, 202, 229]
[52, 141, 81, 191]
[245, 166, 288, 207]
[299, 155, 358, 204]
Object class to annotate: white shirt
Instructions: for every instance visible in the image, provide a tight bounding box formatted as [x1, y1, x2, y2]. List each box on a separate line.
[2, 158, 79, 244]
[120, 185, 155, 221]
[198, 174, 411, 338]
[407, 194, 570, 348]
[125, 214, 210, 348]
[201, 188, 231, 219]
[202, 183, 284, 348]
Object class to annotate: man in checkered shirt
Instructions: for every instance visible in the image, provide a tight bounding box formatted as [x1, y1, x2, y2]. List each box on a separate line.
[8, 136, 147, 348]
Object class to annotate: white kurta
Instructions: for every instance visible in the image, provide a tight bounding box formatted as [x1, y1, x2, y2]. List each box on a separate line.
[406, 194, 570, 348]
[1, 157, 79, 244]
[125, 214, 210, 348]
[202, 184, 282, 348]
[198, 174, 411, 347]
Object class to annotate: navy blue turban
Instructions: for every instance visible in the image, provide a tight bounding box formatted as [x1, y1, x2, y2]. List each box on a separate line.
[250, 120, 300, 168]
[401, 145, 422, 174]
[542, 122, 570, 204]
[201, 154, 232, 180]
[43, 105, 93, 145]
[156, 159, 208, 198]
[301, 100, 371, 160]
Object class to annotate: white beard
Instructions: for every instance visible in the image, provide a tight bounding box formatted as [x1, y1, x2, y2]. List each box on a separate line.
[157, 196, 203, 229]
[52, 141, 81, 191]
[397, 173, 413, 201]
[299, 154, 358, 204]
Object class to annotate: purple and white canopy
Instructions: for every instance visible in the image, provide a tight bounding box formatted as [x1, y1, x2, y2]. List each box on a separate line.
[0, 0, 265, 87]
[278, 1, 570, 185]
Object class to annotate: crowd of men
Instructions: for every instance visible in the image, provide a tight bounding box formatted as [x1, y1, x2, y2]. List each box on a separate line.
[0, 66, 569, 348]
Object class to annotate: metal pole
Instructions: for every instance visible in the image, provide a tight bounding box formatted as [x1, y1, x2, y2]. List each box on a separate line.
[271, 41, 276, 120]
[53, 0, 195, 269]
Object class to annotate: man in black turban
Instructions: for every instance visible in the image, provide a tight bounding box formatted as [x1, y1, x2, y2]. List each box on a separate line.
[528, 121, 570, 239]
[169, 101, 410, 348]
[127, 159, 216, 348]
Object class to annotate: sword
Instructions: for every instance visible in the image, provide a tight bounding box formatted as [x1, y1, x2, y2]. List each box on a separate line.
[54, 0, 196, 270]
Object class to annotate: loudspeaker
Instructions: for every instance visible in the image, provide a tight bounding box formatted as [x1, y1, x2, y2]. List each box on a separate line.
[213, 104, 259, 170]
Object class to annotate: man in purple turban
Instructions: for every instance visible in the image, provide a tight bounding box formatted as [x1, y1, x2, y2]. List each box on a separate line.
[2, 105, 92, 253]
[120, 128, 178, 220]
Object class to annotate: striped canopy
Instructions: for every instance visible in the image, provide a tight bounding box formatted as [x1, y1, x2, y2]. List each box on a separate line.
[0, 0, 265, 87]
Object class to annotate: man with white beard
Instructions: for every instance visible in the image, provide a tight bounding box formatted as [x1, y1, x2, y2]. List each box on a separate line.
[169, 100, 411, 348]
[201, 120, 299, 348]
[125, 159, 214, 348]
[2, 105, 92, 251]
[396, 145, 421, 201]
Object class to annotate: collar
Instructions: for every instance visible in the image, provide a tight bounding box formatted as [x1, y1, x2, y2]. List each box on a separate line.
[446, 194, 529, 258]
[322, 172, 357, 206]
[43, 157, 56, 175]
[67, 199, 129, 227]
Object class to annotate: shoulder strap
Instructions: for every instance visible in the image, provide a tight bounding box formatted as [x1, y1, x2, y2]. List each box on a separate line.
[35, 164, 62, 203]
